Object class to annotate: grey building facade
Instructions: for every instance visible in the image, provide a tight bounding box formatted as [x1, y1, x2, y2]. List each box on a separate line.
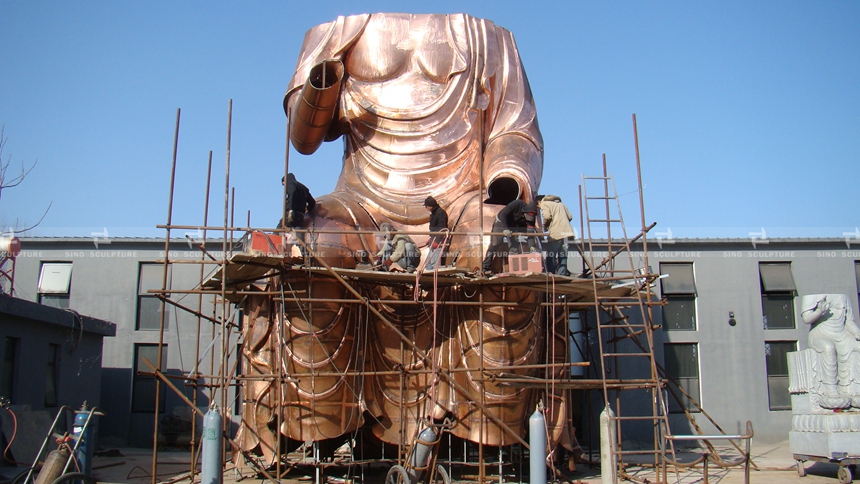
[0, 294, 115, 414]
[8, 236, 860, 447]
[9, 237, 231, 448]
[612, 238, 860, 445]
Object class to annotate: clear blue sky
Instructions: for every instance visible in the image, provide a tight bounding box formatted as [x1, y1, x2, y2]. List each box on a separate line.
[1, 1, 857, 239]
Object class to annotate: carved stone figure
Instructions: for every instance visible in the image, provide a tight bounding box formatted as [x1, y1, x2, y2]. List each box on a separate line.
[235, 13, 572, 464]
[800, 294, 860, 409]
[788, 294, 860, 463]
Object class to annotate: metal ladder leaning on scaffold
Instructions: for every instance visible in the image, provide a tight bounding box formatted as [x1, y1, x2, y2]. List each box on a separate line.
[580, 160, 676, 483]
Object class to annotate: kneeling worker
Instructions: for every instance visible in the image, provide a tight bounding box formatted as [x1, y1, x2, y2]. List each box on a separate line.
[481, 200, 539, 276]
[376, 223, 421, 273]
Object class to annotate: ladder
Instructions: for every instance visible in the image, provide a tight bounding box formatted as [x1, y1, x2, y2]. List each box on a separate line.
[580, 158, 675, 482]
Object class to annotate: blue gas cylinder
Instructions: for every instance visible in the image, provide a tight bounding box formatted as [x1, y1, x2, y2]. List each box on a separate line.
[73, 404, 95, 476]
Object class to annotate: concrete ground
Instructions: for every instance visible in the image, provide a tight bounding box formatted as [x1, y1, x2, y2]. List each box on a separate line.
[1, 440, 855, 483]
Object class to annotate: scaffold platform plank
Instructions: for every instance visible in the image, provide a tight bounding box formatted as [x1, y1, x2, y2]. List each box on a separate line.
[201, 252, 648, 304]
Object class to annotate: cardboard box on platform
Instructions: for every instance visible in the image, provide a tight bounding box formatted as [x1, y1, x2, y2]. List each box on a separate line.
[508, 252, 543, 274]
[243, 231, 284, 256]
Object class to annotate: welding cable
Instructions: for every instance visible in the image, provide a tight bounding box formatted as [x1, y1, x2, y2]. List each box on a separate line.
[2, 406, 23, 465]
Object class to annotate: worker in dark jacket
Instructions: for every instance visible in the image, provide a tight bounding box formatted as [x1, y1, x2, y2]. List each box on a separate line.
[279, 173, 316, 228]
[423, 196, 449, 271]
[481, 200, 538, 275]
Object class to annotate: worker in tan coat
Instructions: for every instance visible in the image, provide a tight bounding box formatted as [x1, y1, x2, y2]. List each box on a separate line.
[536, 195, 575, 276]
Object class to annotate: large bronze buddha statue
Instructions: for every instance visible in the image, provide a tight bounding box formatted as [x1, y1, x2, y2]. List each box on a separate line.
[235, 13, 574, 464]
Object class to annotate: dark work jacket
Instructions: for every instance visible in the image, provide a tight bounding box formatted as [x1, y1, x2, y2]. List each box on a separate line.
[428, 205, 449, 244]
[496, 200, 530, 231]
[285, 174, 315, 213]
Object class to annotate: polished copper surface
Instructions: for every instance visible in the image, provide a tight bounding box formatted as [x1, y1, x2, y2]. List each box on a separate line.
[237, 12, 573, 459]
[285, 12, 542, 226]
[289, 60, 344, 155]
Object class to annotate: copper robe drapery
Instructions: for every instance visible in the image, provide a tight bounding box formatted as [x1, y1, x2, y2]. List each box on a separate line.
[235, 13, 575, 462]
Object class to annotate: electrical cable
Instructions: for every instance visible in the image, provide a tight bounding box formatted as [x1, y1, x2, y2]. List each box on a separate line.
[1, 405, 25, 466]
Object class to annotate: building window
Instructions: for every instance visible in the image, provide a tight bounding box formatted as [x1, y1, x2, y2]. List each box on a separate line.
[663, 343, 700, 413]
[759, 262, 796, 329]
[765, 341, 796, 411]
[137, 263, 170, 331]
[855, 261, 860, 311]
[660, 263, 697, 331]
[37, 262, 72, 309]
[2, 337, 19, 402]
[45, 344, 60, 407]
[132, 344, 167, 413]
[234, 343, 243, 416]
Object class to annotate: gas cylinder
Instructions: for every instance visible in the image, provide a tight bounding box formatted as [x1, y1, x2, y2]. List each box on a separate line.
[200, 405, 223, 484]
[73, 403, 95, 476]
[408, 426, 437, 481]
[34, 447, 69, 484]
[529, 406, 547, 484]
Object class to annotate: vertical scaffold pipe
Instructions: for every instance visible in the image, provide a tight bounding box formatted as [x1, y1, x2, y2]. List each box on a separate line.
[201, 405, 223, 484]
[600, 405, 617, 484]
[529, 405, 546, 484]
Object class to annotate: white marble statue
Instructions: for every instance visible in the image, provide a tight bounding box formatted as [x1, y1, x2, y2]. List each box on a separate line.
[800, 294, 860, 409]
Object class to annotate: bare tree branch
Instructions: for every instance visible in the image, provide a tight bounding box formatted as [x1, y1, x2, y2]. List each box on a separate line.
[8, 200, 53, 235]
[0, 159, 38, 189]
[0, 124, 52, 230]
[0, 125, 39, 189]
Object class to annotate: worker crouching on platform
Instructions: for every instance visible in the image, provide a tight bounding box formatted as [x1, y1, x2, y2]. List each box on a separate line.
[481, 200, 539, 276]
[376, 223, 421, 273]
[278, 173, 316, 228]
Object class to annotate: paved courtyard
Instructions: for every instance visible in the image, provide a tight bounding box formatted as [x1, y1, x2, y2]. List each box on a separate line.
[66, 440, 856, 483]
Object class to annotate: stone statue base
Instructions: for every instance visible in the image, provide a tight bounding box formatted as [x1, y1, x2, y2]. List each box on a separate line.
[788, 349, 860, 458]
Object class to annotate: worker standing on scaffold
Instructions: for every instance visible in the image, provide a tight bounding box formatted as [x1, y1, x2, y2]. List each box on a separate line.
[423, 196, 449, 271]
[536, 194, 575, 276]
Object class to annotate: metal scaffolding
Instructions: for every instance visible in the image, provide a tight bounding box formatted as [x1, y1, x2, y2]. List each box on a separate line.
[145, 108, 707, 484]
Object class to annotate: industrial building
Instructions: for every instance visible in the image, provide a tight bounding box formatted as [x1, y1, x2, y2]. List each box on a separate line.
[5, 234, 858, 452]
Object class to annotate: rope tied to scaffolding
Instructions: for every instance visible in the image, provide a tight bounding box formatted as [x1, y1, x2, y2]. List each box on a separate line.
[411, 229, 451, 420]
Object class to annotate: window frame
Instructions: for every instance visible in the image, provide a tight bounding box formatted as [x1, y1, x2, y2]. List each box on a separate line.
[660, 262, 697, 331]
[45, 343, 60, 407]
[2, 337, 19, 403]
[131, 343, 167, 413]
[663, 342, 701, 414]
[759, 262, 796, 330]
[37, 262, 73, 309]
[764, 340, 796, 411]
[854, 261, 860, 311]
[136, 263, 171, 331]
